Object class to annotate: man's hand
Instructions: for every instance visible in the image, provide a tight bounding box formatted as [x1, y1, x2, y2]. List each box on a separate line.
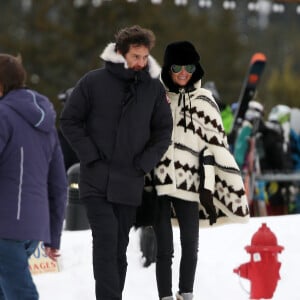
[44, 247, 61, 261]
[200, 189, 217, 225]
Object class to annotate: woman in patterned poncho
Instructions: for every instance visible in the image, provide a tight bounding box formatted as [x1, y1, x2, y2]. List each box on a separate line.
[151, 41, 249, 300]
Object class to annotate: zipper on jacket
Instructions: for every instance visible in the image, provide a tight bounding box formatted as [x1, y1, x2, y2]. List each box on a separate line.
[17, 146, 24, 220]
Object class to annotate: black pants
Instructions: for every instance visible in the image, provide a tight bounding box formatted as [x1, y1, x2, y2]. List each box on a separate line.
[153, 196, 199, 298]
[83, 196, 136, 300]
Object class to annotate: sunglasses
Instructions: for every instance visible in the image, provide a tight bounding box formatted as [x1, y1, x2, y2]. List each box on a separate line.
[171, 64, 196, 74]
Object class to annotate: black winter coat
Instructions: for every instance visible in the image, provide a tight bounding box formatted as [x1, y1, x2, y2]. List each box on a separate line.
[60, 50, 172, 206]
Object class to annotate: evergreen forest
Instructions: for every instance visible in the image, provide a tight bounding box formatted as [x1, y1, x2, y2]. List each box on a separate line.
[0, 0, 299, 117]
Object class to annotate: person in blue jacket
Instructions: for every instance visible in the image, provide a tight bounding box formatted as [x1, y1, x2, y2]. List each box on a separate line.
[60, 25, 173, 300]
[0, 54, 67, 299]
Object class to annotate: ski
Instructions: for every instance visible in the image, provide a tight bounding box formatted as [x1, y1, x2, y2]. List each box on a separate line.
[228, 52, 267, 145]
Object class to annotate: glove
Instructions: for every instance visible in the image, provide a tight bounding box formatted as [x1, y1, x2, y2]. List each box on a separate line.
[200, 189, 217, 225]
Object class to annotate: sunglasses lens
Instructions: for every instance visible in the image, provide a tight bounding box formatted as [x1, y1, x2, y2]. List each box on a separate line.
[171, 64, 196, 74]
[185, 65, 196, 73]
[171, 65, 182, 73]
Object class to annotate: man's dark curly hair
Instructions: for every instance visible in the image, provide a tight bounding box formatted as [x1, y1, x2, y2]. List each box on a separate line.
[114, 25, 156, 55]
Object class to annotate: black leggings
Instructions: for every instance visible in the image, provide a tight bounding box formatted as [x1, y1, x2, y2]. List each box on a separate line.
[153, 195, 199, 298]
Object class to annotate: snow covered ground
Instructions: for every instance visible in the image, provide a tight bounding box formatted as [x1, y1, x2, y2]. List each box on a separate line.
[33, 214, 300, 300]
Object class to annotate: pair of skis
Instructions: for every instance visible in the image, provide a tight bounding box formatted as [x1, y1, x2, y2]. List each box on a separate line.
[228, 52, 267, 145]
[229, 52, 267, 216]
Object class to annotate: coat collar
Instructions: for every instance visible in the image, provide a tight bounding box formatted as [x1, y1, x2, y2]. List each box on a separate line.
[99, 43, 161, 79]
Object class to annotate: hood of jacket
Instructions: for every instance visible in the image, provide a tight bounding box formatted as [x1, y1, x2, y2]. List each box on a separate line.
[1, 88, 56, 133]
[99, 43, 161, 79]
[160, 40, 204, 93]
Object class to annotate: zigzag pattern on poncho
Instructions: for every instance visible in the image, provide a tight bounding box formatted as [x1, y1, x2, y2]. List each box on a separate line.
[149, 87, 249, 226]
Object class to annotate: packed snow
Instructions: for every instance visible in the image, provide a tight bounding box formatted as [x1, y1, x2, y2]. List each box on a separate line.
[33, 214, 300, 299]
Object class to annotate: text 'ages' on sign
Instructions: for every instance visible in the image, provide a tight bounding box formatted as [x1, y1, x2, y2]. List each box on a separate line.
[28, 242, 61, 275]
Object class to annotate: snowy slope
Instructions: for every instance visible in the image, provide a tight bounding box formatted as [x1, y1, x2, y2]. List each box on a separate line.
[33, 214, 300, 300]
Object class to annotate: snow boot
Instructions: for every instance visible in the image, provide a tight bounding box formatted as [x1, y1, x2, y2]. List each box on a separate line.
[176, 292, 193, 300]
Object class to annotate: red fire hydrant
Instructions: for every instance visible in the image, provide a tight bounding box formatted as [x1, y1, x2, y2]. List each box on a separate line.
[233, 223, 284, 299]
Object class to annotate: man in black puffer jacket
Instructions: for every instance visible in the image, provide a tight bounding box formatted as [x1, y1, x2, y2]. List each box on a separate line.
[60, 25, 172, 300]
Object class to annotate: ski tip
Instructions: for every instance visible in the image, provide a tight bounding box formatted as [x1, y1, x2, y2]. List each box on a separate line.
[251, 52, 267, 64]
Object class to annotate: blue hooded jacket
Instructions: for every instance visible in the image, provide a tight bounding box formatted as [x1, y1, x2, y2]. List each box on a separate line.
[0, 88, 67, 249]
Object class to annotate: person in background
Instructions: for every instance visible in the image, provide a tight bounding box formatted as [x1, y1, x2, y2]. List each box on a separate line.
[233, 100, 267, 216]
[0, 54, 67, 299]
[60, 25, 173, 300]
[57, 87, 79, 171]
[264, 104, 294, 215]
[233, 101, 295, 216]
[203, 81, 234, 135]
[233, 100, 265, 170]
[151, 41, 249, 300]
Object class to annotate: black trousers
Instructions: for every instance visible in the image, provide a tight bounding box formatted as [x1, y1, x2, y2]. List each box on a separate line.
[153, 195, 199, 298]
[83, 196, 136, 300]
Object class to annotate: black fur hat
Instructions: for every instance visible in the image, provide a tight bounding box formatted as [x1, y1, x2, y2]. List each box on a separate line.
[161, 41, 204, 92]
